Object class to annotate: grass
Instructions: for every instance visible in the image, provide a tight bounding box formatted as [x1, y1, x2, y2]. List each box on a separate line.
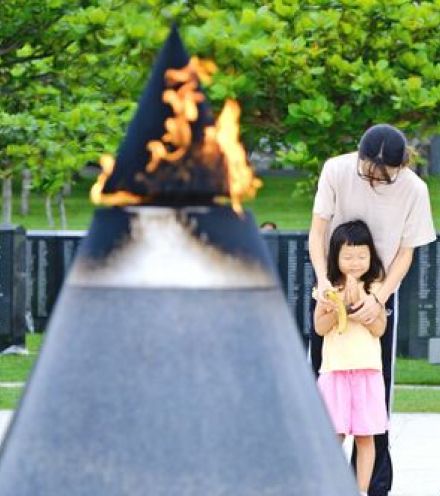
[1, 334, 439, 411]
[394, 388, 440, 413]
[246, 175, 314, 230]
[10, 175, 440, 231]
[0, 334, 42, 383]
[0, 388, 23, 410]
[2, 388, 438, 412]
[12, 179, 94, 231]
[395, 357, 440, 386]
[0, 356, 35, 384]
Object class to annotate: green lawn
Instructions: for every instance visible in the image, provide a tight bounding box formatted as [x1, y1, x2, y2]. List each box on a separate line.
[11, 175, 440, 231]
[246, 175, 314, 230]
[395, 357, 440, 386]
[0, 334, 42, 383]
[394, 388, 440, 413]
[2, 386, 437, 412]
[12, 179, 94, 230]
[0, 388, 24, 410]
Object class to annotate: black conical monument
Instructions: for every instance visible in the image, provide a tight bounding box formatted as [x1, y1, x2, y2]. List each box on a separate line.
[0, 26, 358, 495]
[101, 24, 226, 202]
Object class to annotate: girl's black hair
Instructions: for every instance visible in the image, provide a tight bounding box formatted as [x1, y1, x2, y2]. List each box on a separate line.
[327, 220, 385, 293]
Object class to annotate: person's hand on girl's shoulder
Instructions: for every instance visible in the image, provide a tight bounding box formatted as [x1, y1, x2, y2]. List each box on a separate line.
[349, 293, 382, 324]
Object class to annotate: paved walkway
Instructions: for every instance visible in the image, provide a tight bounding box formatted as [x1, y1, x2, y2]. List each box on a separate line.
[388, 414, 440, 496]
[0, 410, 439, 495]
[341, 413, 440, 496]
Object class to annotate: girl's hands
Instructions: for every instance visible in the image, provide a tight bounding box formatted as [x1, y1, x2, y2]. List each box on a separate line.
[315, 277, 336, 303]
[314, 278, 338, 313]
[344, 274, 359, 307]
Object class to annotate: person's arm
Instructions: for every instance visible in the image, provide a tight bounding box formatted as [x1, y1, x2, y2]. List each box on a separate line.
[375, 246, 414, 304]
[362, 308, 387, 337]
[314, 300, 337, 336]
[309, 214, 334, 301]
[351, 246, 414, 324]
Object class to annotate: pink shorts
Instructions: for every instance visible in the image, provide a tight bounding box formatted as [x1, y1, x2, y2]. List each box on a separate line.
[318, 369, 388, 436]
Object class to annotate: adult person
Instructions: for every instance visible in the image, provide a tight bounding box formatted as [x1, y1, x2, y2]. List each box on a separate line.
[308, 124, 436, 496]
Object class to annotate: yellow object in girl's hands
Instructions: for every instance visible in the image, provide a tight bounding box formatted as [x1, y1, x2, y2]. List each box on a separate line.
[324, 290, 348, 334]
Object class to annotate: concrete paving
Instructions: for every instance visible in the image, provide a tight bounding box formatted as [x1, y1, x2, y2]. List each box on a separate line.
[0, 411, 12, 446]
[0, 410, 439, 495]
[389, 414, 440, 496]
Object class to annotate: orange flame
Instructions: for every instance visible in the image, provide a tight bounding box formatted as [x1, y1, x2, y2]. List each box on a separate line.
[146, 57, 262, 213]
[90, 154, 143, 206]
[215, 100, 262, 214]
[91, 57, 262, 212]
[146, 58, 213, 173]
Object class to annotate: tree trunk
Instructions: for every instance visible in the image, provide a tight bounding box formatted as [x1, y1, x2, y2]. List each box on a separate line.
[57, 191, 67, 230]
[45, 194, 54, 228]
[21, 168, 32, 216]
[63, 181, 71, 196]
[2, 175, 13, 225]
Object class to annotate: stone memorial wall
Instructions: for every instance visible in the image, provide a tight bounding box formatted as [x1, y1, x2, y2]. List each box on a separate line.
[0, 226, 27, 350]
[1, 228, 438, 358]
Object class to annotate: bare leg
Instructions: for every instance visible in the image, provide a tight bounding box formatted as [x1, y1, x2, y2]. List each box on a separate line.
[354, 435, 375, 492]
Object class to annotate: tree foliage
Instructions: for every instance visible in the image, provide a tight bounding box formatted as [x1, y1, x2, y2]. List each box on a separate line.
[1, 0, 440, 223]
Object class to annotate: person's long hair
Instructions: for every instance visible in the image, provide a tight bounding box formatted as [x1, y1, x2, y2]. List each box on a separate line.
[327, 220, 385, 293]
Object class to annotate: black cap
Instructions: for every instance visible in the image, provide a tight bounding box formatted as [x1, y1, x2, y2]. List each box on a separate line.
[358, 124, 408, 167]
[101, 24, 228, 204]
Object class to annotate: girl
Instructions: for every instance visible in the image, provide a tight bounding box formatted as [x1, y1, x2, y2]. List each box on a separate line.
[314, 220, 387, 496]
